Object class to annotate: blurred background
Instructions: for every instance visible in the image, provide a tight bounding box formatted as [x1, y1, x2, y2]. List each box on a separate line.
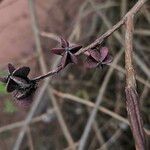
[0, 0, 149, 149]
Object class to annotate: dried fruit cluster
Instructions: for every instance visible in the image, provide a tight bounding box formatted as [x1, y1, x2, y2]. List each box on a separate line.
[0, 37, 112, 107]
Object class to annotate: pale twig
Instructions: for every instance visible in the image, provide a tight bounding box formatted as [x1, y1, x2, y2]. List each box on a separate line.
[140, 80, 150, 104]
[78, 49, 124, 150]
[64, 143, 79, 150]
[47, 87, 76, 150]
[97, 128, 123, 150]
[121, 0, 127, 17]
[52, 89, 150, 136]
[13, 80, 50, 150]
[53, 89, 128, 124]
[29, 0, 75, 149]
[13, 0, 75, 149]
[134, 29, 150, 36]
[92, 121, 107, 150]
[27, 127, 34, 150]
[40, 32, 60, 42]
[86, 107, 107, 150]
[109, 64, 150, 88]
[120, 0, 127, 35]
[29, 0, 75, 148]
[69, 0, 88, 41]
[141, 5, 150, 24]
[134, 54, 150, 77]
[0, 108, 55, 133]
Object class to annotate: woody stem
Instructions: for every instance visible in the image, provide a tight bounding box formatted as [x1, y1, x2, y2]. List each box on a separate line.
[32, 65, 63, 82]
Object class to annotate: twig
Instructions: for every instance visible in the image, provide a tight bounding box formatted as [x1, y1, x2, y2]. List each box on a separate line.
[28, 0, 75, 149]
[109, 64, 150, 88]
[76, 0, 147, 55]
[92, 121, 107, 150]
[52, 89, 150, 136]
[64, 143, 79, 150]
[33, 65, 63, 82]
[0, 108, 55, 133]
[141, 5, 150, 24]
[13, 80, 50, 150]
[78, 49, 124, 150]
[134, 29, 150, 36]
[40, 31, 60, 42]
[89, 0, 150, 79]
[97, 128, 124, 150]
[53, 89, 129, 125]
[13, 0, 75, 149]
[140, 79, 150, 105]
[134, 54, 150, 77]
[86, 107, 107, 150]
[121, 0, 127, 18]
[27, 127, 34, 150]
[125, 14, 147, 150]
[47, 87, 76, 150]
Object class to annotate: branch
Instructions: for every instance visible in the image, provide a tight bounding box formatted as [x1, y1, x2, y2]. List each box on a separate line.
[52, 89, 150, 136]
[125, 14, 147, 150]
[13, 0, 75, 149]
[76, 0, 147, 55]
[78, 49, 124, 150]
[29, 0, 148, 82]
[32, 65, 63, 82]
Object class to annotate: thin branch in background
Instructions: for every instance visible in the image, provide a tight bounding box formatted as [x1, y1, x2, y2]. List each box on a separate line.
[120, 0, 127, 18]
[92, 121, 107, 150]
[27, 127, 34, 150]
[13, 81, 49, 150]
[125, 14, 147, 150]
[134, 54, 150, 77]
[78, 49, 124, 150]
[0, 108, 55, 134]
[97, 128, 124, 150]
[28, 0, 76, 148]
[13, 0, 75, 149]
[86, 107, 107, 150]
[141, 5, 150, 24]
[140, 79, 150, 106]
[109, 64, 150, 88]
[134, 29, 150, 36]
[52, 89, 150, 135]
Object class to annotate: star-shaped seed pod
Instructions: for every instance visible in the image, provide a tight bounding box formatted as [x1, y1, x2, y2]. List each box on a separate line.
[51, 37, 82, 68]
[84, 47, 112, 68]
[0, 63, 37, 107]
